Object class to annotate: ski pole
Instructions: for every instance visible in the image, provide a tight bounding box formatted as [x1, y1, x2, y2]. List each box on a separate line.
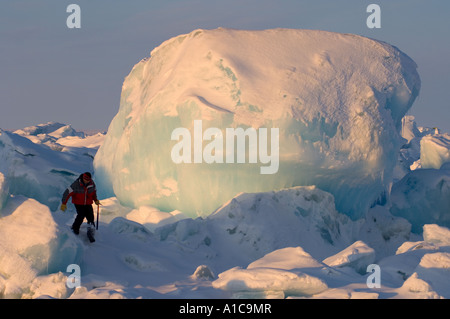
[96, 203, 99, 230]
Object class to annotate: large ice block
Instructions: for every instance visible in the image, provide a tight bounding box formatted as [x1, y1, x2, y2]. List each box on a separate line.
[94, 28, 420, 219]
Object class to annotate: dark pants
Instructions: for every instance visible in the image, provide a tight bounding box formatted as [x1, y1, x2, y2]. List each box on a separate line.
[72, 204, 94, 233]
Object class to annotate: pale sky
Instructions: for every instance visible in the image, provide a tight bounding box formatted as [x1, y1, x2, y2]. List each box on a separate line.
[1, 0, 449, 133]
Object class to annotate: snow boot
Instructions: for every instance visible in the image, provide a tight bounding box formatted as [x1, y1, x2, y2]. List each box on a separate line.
[87, 222, 96, 243]
[71, 226, 79, 235]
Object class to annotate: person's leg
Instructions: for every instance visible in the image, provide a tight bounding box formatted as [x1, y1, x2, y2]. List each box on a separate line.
[85, 205, 94, 226]
[85, 205, 96, 242]
[71, 204, 86, 234]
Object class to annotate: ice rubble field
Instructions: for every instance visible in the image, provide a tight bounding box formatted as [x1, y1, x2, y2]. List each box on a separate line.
[0, 119, 449, 299]
[1, 28, 450, 299]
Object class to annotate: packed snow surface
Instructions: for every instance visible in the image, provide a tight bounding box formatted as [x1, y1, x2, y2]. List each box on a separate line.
[94, 28, 420, 219]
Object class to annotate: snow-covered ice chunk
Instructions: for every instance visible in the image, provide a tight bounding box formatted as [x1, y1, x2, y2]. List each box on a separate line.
[212, 267, 328, 298]
[248, 247, 324, 270]
[22, 272, 70, 299]
[0, 197, 57, 256]
[56, 132, 105, 150]
[398, 252, 450, 299]
[158, 186, 417, 272]
[126, 205, 187, 232]
[12, 121, 104, 152]
[0, 128, 95, 211]
[401, 115, 421, 144]
[13, 122, 75, 138]
[399, 273, 442, 299]
[191, 265, 215, 280]
[212, 247, 328, 298]
[94, 28, 420, 219]
[0, 197, 81, 298]
[394, 115, 422, 180]
[161, 186, 358, 265]
[415, 252, 450, 295]
[108, 217, 154, 242]
[377, 223, 450, 289]
[390, 168, 450, 232]
[396, 116, 450, 176]
[423, 224, 450, 246]
[419, 133, 450, 169]
[69, 281, 127, 299]
[322, 241, 375, 274]
[357, 205, 411, 260]
[92, 197, 134, 224]
[121, 253, 166, 272]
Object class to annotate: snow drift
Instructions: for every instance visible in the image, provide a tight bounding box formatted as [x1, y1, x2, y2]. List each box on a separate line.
[94, 28, 420, 219]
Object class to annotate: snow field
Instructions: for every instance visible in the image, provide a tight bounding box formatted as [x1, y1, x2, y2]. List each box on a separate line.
[1, 184, 449, 299]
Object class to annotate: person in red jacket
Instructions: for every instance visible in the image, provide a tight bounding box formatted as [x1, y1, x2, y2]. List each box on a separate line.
[61, 172, 101, 235]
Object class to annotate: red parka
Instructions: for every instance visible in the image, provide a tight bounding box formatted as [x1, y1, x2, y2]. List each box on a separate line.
[62, 175, 98, 206]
